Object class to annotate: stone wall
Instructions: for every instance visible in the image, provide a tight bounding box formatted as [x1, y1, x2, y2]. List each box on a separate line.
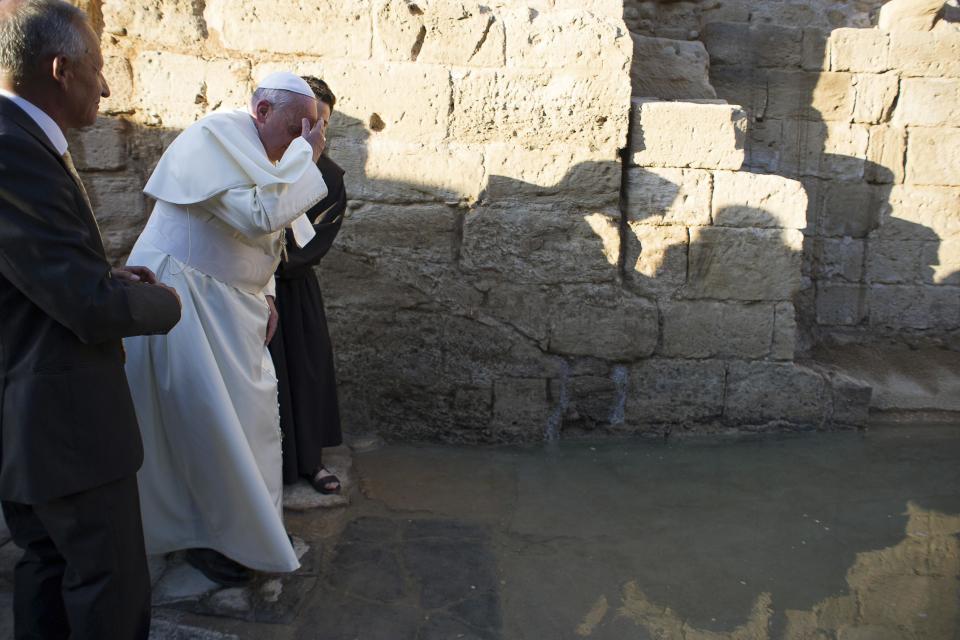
[630, 0, 960, 350]
[71, 0, 872, 442]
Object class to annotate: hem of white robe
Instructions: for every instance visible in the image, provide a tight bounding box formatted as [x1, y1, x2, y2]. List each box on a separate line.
[146, 539, 300, 573]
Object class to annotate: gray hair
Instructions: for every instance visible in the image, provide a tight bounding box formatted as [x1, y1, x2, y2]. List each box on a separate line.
[0, 0, 89, 85]
[249, 87, 302, 115]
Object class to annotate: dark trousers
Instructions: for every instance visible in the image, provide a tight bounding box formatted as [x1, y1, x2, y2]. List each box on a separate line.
[1, 475, 151, 640]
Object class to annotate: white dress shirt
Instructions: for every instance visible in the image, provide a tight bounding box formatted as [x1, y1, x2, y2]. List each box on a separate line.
[0, 88, 68, 154]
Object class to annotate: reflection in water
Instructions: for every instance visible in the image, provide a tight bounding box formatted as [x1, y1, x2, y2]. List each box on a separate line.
[578, 502, 960, 639]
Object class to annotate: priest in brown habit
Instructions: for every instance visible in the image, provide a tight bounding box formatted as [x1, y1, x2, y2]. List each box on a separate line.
[269, 76, 346, 494]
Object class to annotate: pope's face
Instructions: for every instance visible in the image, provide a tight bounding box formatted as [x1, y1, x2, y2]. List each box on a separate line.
[256, 94, 318, 163]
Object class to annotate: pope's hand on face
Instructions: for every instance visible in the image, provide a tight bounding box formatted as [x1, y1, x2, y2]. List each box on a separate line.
[301, 118, 326, 163]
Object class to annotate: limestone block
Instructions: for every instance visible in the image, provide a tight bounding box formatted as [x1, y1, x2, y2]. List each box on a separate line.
[624, 359, 726, 423]
[68, 117, 126, 171]
[484, 284, 554, 343]
[630, 34, 716, 100]
[100, 56, 134, 115]
[133, 52, 251, 128]
[906, 128, 960, 185]
[821, 181, 884, 237]
[853, 73, 900, 124]
[625, 223, 688, 296]
[878, 0, 946, 32]
[547, 285, 659, 361]
[702, 22, 803, 69]
[869, 284, 960, 329]
[450, 69, 629, 151]
[712, 172, 808, 230]
[816, 238, 866, 282]
[102, 0, 206, 48]
[802, 27, 831, 71]
[764, 71, 856, 122]
[877, 185, 960, 240]
[866, 126, 906, 184]
[709, 66, 763, 116]
[630, 99, 747, 170]
[254, 60, 451, 145]
[660, 300, 774, 359]
[568, 375, 621, 426]
[331, 141, 484, 204]
[460, 206, 620, 284]
[724, 361, 829, 424]
[548, 0, 623, 17]
[334, 203, 458, 264]
[624, 167, 712, 226]
[504, 9, 632, 72]
[829, 28, 890, 73]
[85, 174, 146, 259]
[817, 282, 867, 325]
[888, 31, 960, 77]
[481, 144, 621, 209]
[780, 121, 870, 180]
[866, 240, 936, 283]
[685, 227, 805, 301]
[204, 0, 371, 58]
[895, 78, 960, 127]
[374, 0, 504, 67]
[771, 301, 797, 361]
[492, 378, 554, 434]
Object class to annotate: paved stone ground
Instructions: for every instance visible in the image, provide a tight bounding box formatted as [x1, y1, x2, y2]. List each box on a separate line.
[0, 427, 958, 639]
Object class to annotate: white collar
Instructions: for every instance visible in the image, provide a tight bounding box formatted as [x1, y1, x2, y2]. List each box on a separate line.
[0, 89, 69, 155]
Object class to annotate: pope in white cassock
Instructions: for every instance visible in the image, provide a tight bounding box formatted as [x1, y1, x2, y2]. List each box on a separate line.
[123, 72, 328, 585]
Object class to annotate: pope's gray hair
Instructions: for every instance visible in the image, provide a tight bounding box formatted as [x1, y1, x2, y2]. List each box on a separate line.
[249, 87, 304, 115]
[0, 0, 89, 85]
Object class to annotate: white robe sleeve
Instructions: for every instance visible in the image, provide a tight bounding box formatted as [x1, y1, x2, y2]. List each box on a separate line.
[264, 275, 276, 298]
[197, 139, 327, 241]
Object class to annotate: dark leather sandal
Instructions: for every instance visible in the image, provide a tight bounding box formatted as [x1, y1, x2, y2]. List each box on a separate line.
[309, 467, 341, 495]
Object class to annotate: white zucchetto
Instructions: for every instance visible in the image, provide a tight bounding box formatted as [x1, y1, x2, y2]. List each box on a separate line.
[255, 72, 315, 98]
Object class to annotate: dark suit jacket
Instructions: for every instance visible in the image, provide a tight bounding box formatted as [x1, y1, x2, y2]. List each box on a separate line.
[0, 97, 180, 504]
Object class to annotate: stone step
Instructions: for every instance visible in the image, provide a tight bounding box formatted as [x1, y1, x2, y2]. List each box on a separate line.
[629, 98, 747, 170]
[631, 34, 717, 100]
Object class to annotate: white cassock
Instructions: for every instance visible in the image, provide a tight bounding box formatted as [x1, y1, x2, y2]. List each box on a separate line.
[124, 109, 326, 572]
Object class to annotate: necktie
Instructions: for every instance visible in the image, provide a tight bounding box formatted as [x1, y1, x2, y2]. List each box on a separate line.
[62, 150, 102, 238]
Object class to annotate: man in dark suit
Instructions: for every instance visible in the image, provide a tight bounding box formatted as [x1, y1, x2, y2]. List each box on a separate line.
[0, 1, 182, 638]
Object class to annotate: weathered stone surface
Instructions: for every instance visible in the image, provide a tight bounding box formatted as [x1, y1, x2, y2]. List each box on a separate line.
[332, 141, 484, 204]
[888, 31, 960, 77]
[450, 69, 628, 151]
[255, 60, 451, 145]
[815, 237, 866, 282]
[335, 203, 458, 264]
[866, 126, 907, 184]
[460, 206, 620, 284]
[866, 240, 936, 283]
[853, 73, 900, 124]
[779, 121, 870, 180]
[878, 0, 947, 32]
[101, 56, 134, 114]
[702, 22, 803, 69]
[685, 227, 804, 301]
[802, 27, 831, 71]
[482, 144, 621, 208]
[504, 9, 632, 72]
[724, 361, 829, 424]
[492, 378, 555, 436]
[103, 0, 206, 48]
[771, 301, 797, 360]
[630, 99, 747, 170]
[906, 128, 960, 185]
[660, 301, 774, 359]
[133, 52, 251, 128]
[877, 185, 960, 240]
[547, 285, 659, 360]
[712, 171, 808, 229]
[821, 181, 884, 237]
[764, 70, 855, 122]
[624, 359, 727, 423]
[829, 28, 890, 73]
[870, 284, 960, 329]
[895, 78, 960, 127]
[69, 117, 126, 171]
[625, 167, 712, 226]
[630, 34, 716, 100]
[205, 0, 371, 58]
[625, 223, 688, 296]
[817, 282, 867, 325]
[375, 0, 504, 67]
